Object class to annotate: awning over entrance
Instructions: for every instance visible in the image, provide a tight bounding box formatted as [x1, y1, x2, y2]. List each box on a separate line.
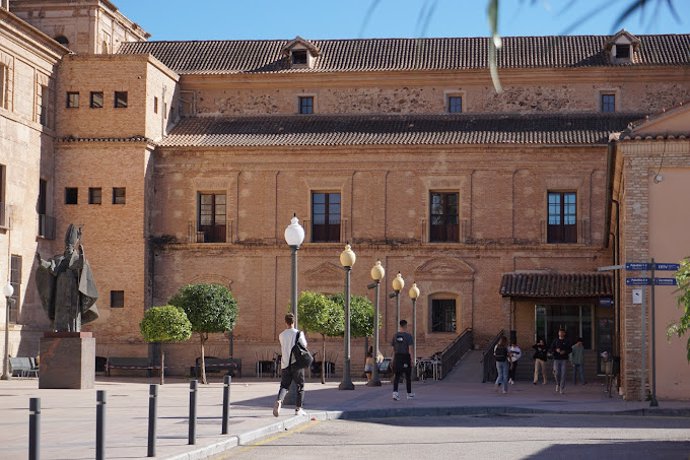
[499, 272, 613, 298]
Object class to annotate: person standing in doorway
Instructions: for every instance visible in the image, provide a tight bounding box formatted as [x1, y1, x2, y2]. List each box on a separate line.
[550, 328, 572, 394]
[532, 338, 549, 385]
[391, 319, 414, 400]
[273, 313, 307, 417]
[494, 335, 509, 394]
[570, 337, 586, 385]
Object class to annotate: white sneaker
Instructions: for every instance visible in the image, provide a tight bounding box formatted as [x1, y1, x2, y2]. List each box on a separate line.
[509, 379, 514, 385]
[272, 400, 281, 417]
[295, 408, 307, 416]
[556, 385, 560, 393]
[392, 392, 400, 401]
[407, 393, 415, 399]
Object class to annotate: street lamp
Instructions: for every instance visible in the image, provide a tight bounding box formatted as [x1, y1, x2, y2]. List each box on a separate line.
[367, 260, 385, 387]
[408, 282, 420, 371]
[1, 281, 14, 381]
[389, 272, 405, 327]
[284, 214, 305, 326]
[339, 243, 356, 390]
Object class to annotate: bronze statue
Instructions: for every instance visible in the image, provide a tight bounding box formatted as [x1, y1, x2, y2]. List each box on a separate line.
[36, 224, 99, 332]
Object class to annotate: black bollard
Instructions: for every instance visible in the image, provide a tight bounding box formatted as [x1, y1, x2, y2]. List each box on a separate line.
[221, 375, 231, 434]
[96, 390, 106, 460]
[29, 397, 40, 460]
[147, 384, 158, 457]
[188, 380, 198, 445]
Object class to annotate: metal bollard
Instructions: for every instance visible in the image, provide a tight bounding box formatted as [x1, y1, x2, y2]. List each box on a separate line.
[188, 380, 198, 445]
[96, 391, 106, 460]
[147, 384, 158, 457]
[221, 375, 231, 434]
[29, 397, 40, 460]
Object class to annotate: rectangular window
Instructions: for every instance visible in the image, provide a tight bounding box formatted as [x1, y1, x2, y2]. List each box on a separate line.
[9, 255, 21, 323]
[112, 187, 126, 205]
[88, 187, 102, 205]
[0, 164, 5, 227]
[114, 91, 128, 108]
[38, 84, 50, 126]
[90, 91, 104, 108]
[0, 63, 7, 109]
[615, 44, 630, 59]
[197, 193, 227, 243]
[110, 290, 125, 308]
[154, 96, 158, 114]
[431, 299, 456, 332]
[601, 93, 615, 113]
[311, 192, 341, 242]
[38, 179, 51, 238]
[547, 191, 577, 243]
[65, 187, 78, 205]
[429, 192, 459, 242]
[447, 95, 463, 113]
[298, 96, 314, 114]
[66, 92, 79, 108]
[292, 50, 308, 65]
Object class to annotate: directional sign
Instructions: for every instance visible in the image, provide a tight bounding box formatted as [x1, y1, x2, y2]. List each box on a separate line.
[626, 277, 652, 286]
[626, 263, 652, 271]
[654, 278, 677, 286]
[654, 263, 680, 271]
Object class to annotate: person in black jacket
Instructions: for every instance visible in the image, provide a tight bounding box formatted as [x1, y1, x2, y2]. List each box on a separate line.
[550, 329, 572, 394]
[532, 338, 548, 385]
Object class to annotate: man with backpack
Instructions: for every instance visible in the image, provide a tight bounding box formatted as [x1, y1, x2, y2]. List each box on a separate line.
[391, 319, 415, 400]
[273, 313, 308, 417]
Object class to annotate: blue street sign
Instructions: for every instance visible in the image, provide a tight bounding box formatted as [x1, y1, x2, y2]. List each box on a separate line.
[654, 278, 677, 286]
[626, 262, 652, 271]
[626, 277, 651, 286]
[654, 263, 680, 271]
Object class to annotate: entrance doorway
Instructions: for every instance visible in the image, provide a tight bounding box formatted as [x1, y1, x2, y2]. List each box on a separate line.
[535, 304, 593, 349]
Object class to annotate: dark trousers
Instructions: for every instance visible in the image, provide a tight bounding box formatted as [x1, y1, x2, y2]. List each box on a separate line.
[393, 353, 412, 394]
[277, 366, 305, 408]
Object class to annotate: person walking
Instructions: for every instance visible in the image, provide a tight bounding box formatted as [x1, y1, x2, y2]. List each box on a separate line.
[391, 319, 414, 400]
[570, 337, 586, 385]
[532, 338, 549, 385]
[508, 340, 522, 385]
[493, 335, 509, 394]
[273, 313, 307, 417]
[550, 328, 572, 394]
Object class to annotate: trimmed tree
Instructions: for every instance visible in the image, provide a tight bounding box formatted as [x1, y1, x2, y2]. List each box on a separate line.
[139, 305, 192, 385]
[297, 291, 343, 384]
[169, 283, 238, 384]
[668, 258, 690, 361]
[329, 292, 376, 339]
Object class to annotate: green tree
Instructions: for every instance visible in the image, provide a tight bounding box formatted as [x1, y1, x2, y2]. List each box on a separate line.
[139, 305, 192, 385]
[297, 291, 343, 384]
[169, 283, 238, 384]
[668, 258, 690, 361]
[329, 292, 376, 339]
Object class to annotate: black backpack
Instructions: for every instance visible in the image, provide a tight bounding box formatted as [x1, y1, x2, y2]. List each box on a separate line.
[290, 331, 313, 369]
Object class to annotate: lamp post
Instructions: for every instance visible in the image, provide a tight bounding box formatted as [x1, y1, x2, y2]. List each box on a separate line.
[284, 214, 305, 326]
[339, 243, 356, 390]
[408, 282, 420, 374]
[367, 260, 385, 387]
[1, 281, 14, 381]
[390, 272, 405, 327]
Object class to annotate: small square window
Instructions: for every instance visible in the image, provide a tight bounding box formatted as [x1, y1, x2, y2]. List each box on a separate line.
[65, 187, 78, 205]
[110, 290, 124, 308]
[113, 187, 126, 204]
[447, 96, 462, 113]
[601, 93, 616, 113]
[299, 96, 313, 114]
[66, 92, 79, 108]
[90, 92, 103, 108]
[88, 187, 102, 205]
[292, 50, 308, 65]
[114, 91, 128, 108]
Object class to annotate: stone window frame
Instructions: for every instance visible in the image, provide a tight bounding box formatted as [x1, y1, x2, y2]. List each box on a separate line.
[35, 72, 54, 128]
[598, 88, 619, 113]
[444, 90, 465, 113]
[298, 94, 316, 114]
[0, 52, 13, 111]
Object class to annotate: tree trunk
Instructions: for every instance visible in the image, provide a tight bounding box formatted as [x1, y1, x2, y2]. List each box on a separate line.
[199, 332, 207, 384]
[321, 335, 326, 384]
[160, 345, 165, 385]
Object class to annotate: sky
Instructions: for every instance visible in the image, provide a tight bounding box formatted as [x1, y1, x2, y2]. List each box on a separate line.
[112, 0, 687, 42]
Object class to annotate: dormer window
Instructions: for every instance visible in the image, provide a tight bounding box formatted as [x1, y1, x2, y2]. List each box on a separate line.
[292, 50, 308, 65]
[615, 44, 630, 59]
[606, 30, 639, 64]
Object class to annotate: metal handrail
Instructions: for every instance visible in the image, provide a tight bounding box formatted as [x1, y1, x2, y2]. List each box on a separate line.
[481, 329, 505, 383]
[438, 327, 473, 380]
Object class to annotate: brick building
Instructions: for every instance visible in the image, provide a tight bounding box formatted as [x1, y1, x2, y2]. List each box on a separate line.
[1, 0, 688, 399]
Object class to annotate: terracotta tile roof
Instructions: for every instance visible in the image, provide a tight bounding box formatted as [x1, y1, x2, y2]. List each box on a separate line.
[58, 136, 151, 143]
[117, 35, 690, 74]
[158, 113, 643, 148]
[499, 272, 613, 298]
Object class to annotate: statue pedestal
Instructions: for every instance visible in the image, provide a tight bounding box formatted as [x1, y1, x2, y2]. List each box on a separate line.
[39, 332, 95, 389]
